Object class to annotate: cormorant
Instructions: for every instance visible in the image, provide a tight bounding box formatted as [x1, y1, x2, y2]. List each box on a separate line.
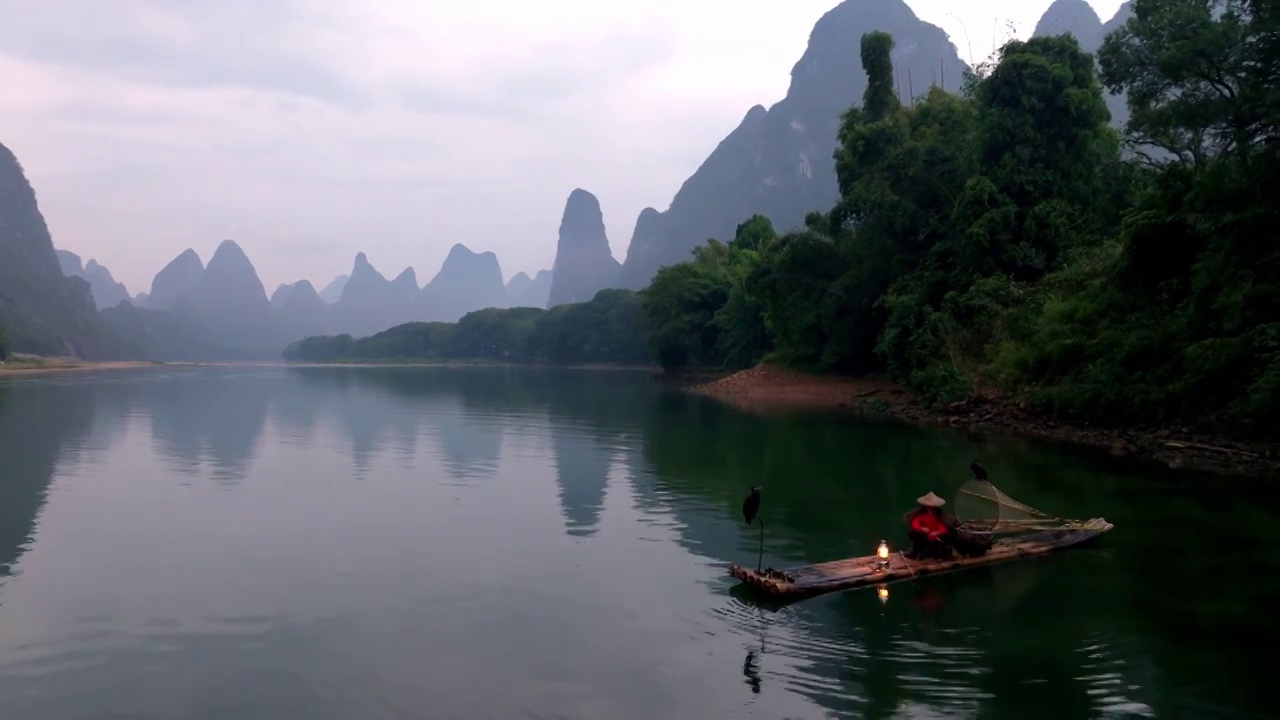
[970, 459, 988, 481]
[742, 486, 761, 525]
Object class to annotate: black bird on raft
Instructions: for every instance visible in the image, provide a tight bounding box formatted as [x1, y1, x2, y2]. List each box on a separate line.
[742, 486, 761, 525]
[741, 486, 765, 572]
[970, 459, 988, 481]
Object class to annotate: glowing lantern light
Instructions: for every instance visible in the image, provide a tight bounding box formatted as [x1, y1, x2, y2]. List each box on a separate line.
[877, 585, 889, 603]
[876, 539, 890, 570]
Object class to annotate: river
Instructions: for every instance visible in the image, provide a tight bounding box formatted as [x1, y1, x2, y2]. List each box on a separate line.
[0, 365, 1274, 719]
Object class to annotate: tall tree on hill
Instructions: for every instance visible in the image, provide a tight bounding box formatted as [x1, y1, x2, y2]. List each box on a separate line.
[971, 34, 1116, 278]
[860, 31, 900, 122]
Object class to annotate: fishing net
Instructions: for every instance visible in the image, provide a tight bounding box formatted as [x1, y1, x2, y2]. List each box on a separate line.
[954, 479, 1086, 535]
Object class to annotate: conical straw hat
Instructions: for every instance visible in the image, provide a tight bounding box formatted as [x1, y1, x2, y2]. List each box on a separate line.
[916, 491, 946, 507]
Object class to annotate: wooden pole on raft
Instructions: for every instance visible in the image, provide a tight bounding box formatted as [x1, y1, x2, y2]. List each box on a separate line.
[756, 519, 765, 572]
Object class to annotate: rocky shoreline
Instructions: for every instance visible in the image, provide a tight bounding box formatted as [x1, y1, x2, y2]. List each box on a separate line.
[685, 364, 1280, 481]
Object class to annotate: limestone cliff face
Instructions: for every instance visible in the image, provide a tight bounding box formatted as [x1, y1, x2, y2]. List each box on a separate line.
[615, 0, 969, 289]
[547, 189, 621, 307]
[318, 274, 348, 304]
[173, 239, 278, 353]
[183, 240, 271, 315]
[83, 259, 130, 309]
[55, 249, 82, 277]
[0, 141, 116, 357]
[56, 249, 131, 310]
[418, 243, 509, 322]
[506, 269, 552, 309]
[271, 280, 330, 340]
[1034, 0, 1104, 51]
[391, 267, 418, 301]
[330, 253, 416, 337]
[147, 249, 205, 310]
[619, 207, 666, 282]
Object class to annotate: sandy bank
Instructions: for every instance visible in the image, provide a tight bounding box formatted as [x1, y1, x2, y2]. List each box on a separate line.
[689, 365, 1280, 480]
[0, 356, 165, 377]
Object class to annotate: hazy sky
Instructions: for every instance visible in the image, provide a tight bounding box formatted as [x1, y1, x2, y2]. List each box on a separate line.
[0, 0, 1124, 294]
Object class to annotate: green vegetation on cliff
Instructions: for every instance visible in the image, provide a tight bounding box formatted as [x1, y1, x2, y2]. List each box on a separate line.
[651, 0, 1276, 435]
[283, 289, 650, 366]
[287, 1, 1276, 435]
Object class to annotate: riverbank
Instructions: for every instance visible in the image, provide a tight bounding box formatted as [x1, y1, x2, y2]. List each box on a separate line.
[280, 359, 660, 371]
[0, 355, 165, 376]
[689, 364, 1280, 480]
[0, 355, 661, 377]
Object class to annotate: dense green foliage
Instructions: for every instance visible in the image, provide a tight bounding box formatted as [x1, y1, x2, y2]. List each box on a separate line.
[0, 322, 8, 360]
[283, 289, 651, 365]
[639, 1, 1277, 434]
[287, 1, 1276, 435]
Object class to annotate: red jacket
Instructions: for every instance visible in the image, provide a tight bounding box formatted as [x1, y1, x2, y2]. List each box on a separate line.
[910, 510, 949, 538]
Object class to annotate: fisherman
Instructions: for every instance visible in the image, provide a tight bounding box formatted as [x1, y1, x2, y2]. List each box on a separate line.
[903, 491, 959, 560]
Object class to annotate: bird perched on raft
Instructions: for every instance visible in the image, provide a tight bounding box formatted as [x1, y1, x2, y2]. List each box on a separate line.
[742, 486, 761, 525]
[970, 459, 988, 481]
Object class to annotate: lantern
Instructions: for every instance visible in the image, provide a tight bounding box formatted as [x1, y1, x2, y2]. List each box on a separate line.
[876, 539, 890, 569]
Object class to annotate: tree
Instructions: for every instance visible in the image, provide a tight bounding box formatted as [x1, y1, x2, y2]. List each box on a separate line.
[860, 31, 900, 122]
[973, 34, 1116, 277]
[1098, 0, 1268, 166]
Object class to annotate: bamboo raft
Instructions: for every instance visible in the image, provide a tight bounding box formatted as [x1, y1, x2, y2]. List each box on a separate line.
[729, 517, 1114, 599]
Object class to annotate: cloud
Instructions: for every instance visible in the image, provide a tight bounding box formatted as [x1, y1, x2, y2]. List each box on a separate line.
[0, 0, 366, 110]
[395, 24, 676, 122]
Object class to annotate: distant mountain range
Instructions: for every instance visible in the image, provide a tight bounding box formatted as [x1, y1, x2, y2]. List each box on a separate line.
[93, 235, 568, 358]
[7, 158, 623, 358]
[4, 0, 1132, 360]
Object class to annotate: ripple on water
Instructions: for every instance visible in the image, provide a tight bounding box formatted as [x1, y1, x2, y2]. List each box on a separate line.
[709, 589, 1164, 717]
[709, 596, 866, 709]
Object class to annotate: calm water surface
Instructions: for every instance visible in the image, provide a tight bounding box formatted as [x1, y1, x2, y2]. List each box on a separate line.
[0, 366, 1276, 719]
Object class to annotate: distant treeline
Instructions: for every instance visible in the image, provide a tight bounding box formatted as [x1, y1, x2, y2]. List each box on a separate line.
[283, 288, 651, 366]
[287, 1, 1278, 435]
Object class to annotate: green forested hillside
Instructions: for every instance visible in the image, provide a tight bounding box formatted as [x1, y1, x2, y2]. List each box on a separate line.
[644, 0, 1276, 433]
[284, 289, 651, 366]
[288, 0, 1277, 435]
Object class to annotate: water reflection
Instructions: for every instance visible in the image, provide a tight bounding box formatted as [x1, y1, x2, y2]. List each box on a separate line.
[0, 365, 1276, 718]
[629, 396, 1280, 718]
[550, 431, 612, 537]
[146, 372, 272, 483]
[0, 382, 96, 576]
[287, 368, 509, 483]
[289, 366, 643, 535]
[284, 365, 1278, 717]
[742, 649, 762, 694]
